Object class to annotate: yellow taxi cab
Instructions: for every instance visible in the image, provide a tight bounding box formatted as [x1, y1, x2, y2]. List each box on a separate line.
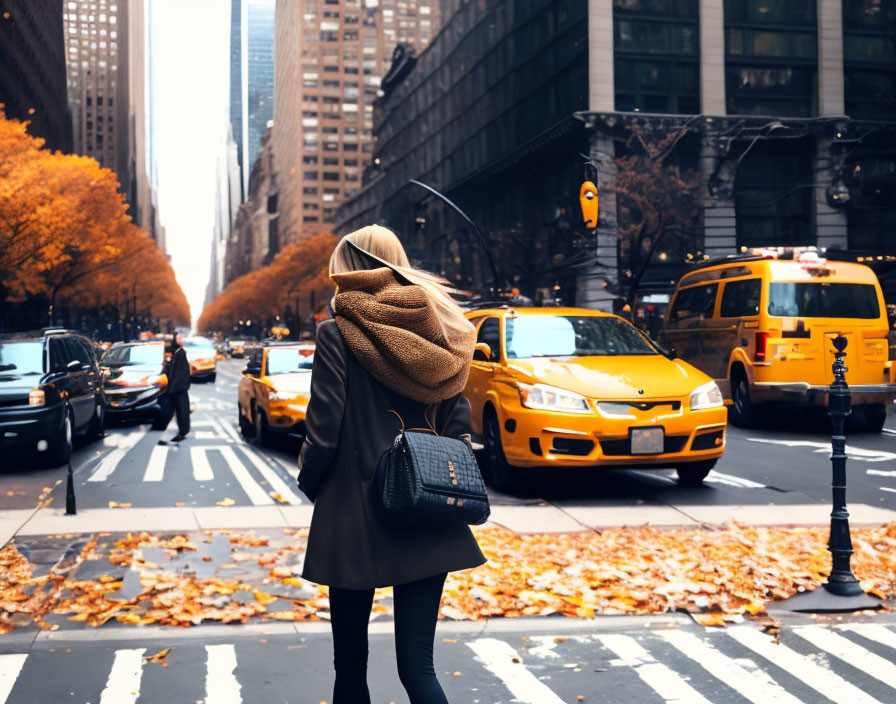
[659, 248, 896, 431]
[464, 307, 727, 488]
[237, 343, 315, 444]
[182, 336, 218, 383]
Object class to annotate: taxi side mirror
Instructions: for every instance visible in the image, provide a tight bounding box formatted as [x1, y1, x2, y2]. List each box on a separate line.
[473, 342, 492, 362]
[579, 181, 598, 229]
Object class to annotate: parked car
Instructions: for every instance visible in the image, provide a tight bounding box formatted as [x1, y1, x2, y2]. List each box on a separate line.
[659, 248, 896, 431]
[237, 343, 315, 445]
[463, 307, 727, 488]
[100, 341, 168, 420]
[0, 330, 105, 466]
[183, 336, 217, 382]
[229, 340, 247, 358]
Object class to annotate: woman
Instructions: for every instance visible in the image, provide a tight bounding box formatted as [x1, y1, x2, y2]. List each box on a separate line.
[155, 333, 191, 444]
[297, 225, 486, 704]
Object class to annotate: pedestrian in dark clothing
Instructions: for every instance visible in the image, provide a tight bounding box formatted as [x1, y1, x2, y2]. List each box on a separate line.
[298, 225, 485, 704]
[156, 333, 191, 444]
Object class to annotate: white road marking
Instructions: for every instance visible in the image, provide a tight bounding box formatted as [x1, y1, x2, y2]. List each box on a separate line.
[214, 417, 243, 443]
[597, 633, 713, 703]
[727, 626, 883, 704]
[746, 438, 896, 463]
[191, 446, 215, 481]
[205, 644, 242, 704]
[794, 625, 896, 691]
[238, 446, 303, 504]
[99, 648, 145, 704]
[658, 630, 802, 704]
[142, 445, 168, 482]
[217, 446, 274, 505]
[194, 430, 221, 440]
[88, 429, 148, 482]
[0, 654, 27, 704]
[705, 471, 766, 489]
[882, 487, 896, 494]
[881, 428, 896, 436]
[867, 469, 896, 477]
[466, 639, 565, 704]
[839, 624, 896, 651]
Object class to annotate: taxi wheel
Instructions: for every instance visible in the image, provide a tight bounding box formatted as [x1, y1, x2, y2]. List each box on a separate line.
[47, 406, 74, 467]
[483, 412, 513, 490]
[238, 407, 255, 438]
[255, 409, 273, 446]
[86, 395, 105, 441]
[730, 370, 755, 428]
[208, 373, 216, 383]
[864, 404, 887, 433]
[675, 459, 716, 486]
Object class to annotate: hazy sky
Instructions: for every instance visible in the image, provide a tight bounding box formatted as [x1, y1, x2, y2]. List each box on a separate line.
[151, 0, 230, 328]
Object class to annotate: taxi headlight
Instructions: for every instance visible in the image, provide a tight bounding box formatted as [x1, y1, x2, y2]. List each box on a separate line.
[517, 382, 592, 414]
[269, 390, 295, 402]
[690, 381, 723, 410]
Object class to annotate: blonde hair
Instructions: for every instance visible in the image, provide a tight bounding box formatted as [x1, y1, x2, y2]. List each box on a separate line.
[330, 225, 473, 343]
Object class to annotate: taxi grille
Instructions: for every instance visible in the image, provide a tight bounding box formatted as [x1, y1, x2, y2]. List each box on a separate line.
[599, 435, 689, 456]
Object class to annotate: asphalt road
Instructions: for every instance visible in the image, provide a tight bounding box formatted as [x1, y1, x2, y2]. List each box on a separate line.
[1, 358, 894, 514]
[1, 614, 896, 703]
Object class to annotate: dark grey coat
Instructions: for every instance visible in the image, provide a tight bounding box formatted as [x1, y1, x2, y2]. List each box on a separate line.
[297, 320, 486, 589]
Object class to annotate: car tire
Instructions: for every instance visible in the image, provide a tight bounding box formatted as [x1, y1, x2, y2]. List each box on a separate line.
[255, 409, 273, 446]
[729, 370, 755, 428]
[676, 459, 716, 486]
[239, 407, 255, 438]
[47, 406, 74, 467]
[483, 411, 513, 491]
[208, 373, 217, 383]
[86, 395, 105, 441]
[864, 403, 887, 433]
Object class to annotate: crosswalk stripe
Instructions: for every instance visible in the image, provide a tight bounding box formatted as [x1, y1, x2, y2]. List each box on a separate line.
[218, 446, 274, 505]
[727, 626, 884, 704]
[215, 417, 243, 444]
[794, 625, 896, 691]
[143, 444, 168, 482]
[658, 630, 802, 704]
[0, 654, 27, 704]
[191, 446, 215, 481]
[598, 633, 712, 703]
[238, 446, 303, 505]
[839, 624, 896, 651]
[206, 644, 242, 704]
[466, 638, 565, 704]
[99, 648, 145, 704]
[88, 430, 148, 482]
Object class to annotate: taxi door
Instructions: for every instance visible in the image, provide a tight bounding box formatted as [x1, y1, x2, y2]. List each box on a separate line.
[466, 316, 502, 437]
[705, 278, 762, 382]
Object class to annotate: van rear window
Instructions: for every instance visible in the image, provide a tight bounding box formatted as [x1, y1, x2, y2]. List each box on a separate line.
[768, 283, 880, 319]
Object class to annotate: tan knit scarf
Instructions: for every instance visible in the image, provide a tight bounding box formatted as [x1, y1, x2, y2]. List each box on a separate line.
[332, 268, 475, 403]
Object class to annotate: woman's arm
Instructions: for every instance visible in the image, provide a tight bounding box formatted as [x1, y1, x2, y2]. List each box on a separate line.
[436, 393, 473, 443]
[297, 321, 347, 502]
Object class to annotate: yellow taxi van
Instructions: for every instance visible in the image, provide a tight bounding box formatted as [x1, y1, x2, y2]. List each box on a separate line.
[464, 307, 727, 489]
[659, 248, 895, 431]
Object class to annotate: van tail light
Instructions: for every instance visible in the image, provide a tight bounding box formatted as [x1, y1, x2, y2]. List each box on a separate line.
[755, 332, 769, 362]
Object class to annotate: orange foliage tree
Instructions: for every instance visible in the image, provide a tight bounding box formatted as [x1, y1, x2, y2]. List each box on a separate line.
[0, 109, 189, 329]
[198, 232, 339, 337]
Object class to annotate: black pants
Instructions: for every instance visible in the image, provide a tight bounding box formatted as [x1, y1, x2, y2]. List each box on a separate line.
[155, 390, 190, 436]
[329, 572, 448, 704]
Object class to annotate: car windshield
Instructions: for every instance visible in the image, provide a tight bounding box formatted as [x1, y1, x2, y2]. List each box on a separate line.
[768, 283, 880, 319]
[103, 343, 163, 368]
[184, 338, 215, 350]
[0, 341, 44, 376]
[505, 316, 658, 358]
[266, 348, 314, 374]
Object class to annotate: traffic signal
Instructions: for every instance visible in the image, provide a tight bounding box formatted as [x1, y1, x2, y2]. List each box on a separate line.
[580, 180, 598, 229]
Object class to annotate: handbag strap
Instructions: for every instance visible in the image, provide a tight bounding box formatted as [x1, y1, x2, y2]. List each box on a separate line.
[387, 409, 438, 436]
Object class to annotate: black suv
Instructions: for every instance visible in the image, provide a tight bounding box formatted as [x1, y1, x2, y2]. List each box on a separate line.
[0, 330, 105, 466]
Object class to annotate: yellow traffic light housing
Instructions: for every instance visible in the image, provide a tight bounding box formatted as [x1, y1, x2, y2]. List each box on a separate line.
[580, 180, 598, 229]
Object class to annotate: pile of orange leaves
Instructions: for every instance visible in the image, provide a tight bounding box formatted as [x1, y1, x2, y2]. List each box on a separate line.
[0, 523, 893, 633]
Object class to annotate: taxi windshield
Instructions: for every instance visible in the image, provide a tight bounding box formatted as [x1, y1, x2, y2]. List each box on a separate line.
[768, 283, 880, 319]
[266, 348, 314, 374]
[505, 316, 657, 358]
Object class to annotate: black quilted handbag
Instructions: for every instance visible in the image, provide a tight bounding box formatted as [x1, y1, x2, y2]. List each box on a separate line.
[372, 411, 490, 527]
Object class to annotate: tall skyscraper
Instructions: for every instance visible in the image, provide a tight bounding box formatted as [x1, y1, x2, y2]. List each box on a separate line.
[230, 0, 275, 200]
[0, 0, 73, 153]
[272, 0, 439, 246]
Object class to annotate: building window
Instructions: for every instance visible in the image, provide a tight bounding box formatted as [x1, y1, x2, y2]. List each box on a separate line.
[843, 1, 896, 120]
[735, 138, 814, 248]
[724, 0, 818, 116]
[613, 0, 699, 114]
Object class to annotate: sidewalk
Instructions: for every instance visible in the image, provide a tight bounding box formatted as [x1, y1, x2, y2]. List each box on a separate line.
[4, 501, 896, 547]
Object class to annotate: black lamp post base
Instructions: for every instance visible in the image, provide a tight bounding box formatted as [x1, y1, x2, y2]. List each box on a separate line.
[772, 586, 882, 613]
